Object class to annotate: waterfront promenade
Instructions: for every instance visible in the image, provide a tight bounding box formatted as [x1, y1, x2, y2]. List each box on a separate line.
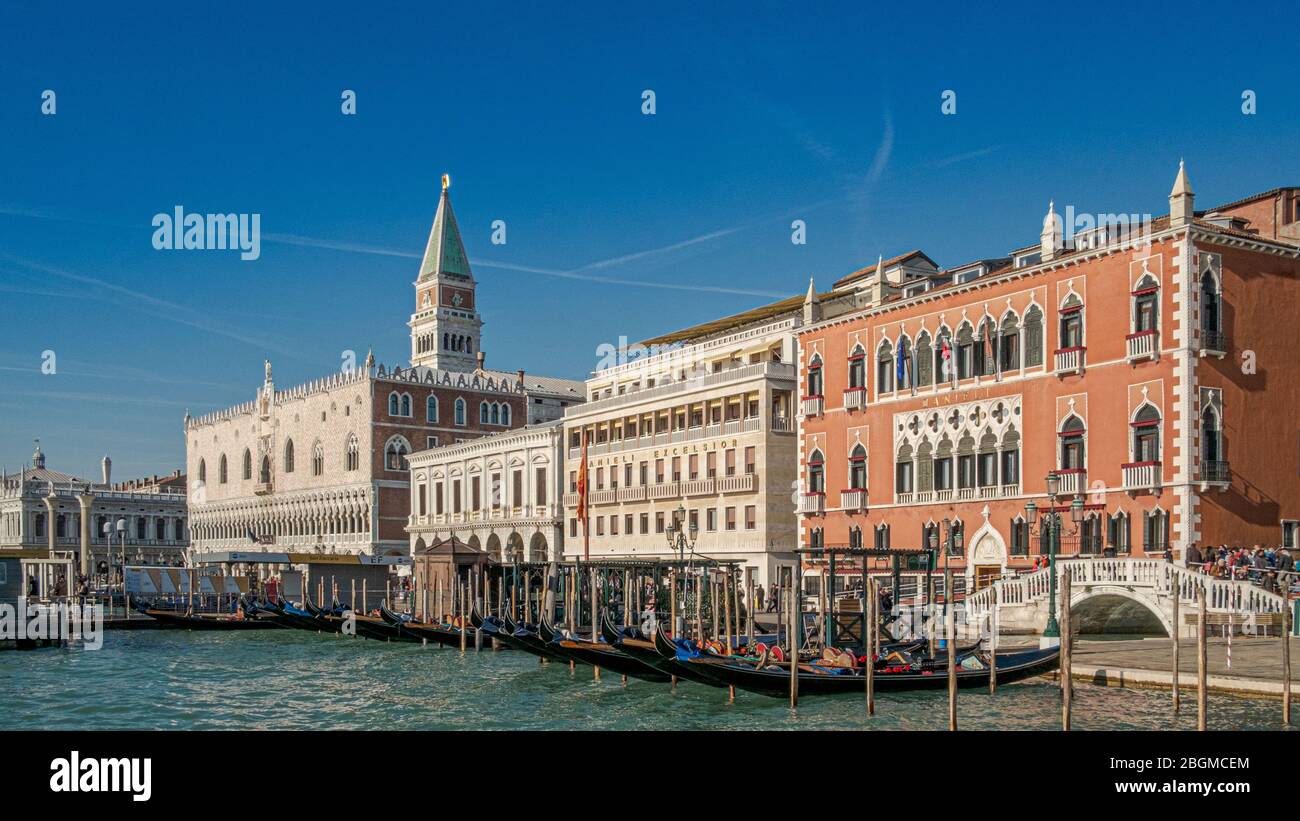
[1069, 637, 1299, 698]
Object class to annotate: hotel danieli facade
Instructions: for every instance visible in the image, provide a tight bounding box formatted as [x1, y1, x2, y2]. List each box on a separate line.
[796, 166, 1300, 591]
[186, 178, 583, 563]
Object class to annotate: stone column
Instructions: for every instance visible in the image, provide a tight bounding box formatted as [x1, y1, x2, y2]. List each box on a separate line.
[42, 492, 57, 555]
[77, 494, 95, 578]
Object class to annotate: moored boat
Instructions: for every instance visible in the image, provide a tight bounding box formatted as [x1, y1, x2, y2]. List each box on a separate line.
[537, 614, 671, 682]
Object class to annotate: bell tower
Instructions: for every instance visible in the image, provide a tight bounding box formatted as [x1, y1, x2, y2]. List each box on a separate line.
[409, 174, 483, 372]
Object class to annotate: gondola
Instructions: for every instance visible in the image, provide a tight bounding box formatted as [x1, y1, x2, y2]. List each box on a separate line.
[679, 645, 1061, 697]
[603, 616, 757, 685]
[139, 607, 284, 630]
[379, 604, 464, 646]
[536, 614, 671, 682]
[498, 612, 569, 661]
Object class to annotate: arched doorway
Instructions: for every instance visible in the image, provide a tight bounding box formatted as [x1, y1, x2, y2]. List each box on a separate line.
[506, 532, 525, 563]
[529, 532, 548, 562]
[966, 521, 1007, 591]
[486, 533, 502, 562]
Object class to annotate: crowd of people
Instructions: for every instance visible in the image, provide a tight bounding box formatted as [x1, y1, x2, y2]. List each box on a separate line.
[1185, 543, 1296, 592]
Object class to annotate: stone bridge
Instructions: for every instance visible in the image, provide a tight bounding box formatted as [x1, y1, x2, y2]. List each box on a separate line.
[961, 558, 1287, 639]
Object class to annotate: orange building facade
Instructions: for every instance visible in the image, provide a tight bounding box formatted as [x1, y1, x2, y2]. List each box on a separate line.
[796, 169, 1300, 590]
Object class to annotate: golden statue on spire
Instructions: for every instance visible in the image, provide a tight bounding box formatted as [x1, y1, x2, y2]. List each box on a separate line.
[441, 173, 451, 191]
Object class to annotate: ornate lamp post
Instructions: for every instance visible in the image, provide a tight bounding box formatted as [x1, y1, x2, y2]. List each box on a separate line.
[1024, 471, 1083, 640]
[664, 504, 698, 634]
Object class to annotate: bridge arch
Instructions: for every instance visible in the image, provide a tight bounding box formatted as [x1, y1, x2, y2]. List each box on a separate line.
[1069, 585, 1171, 636]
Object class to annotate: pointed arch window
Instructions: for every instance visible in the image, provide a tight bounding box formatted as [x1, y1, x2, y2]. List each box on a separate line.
[1023, 306, 1044, 367]
[955, 324, 975, 379]
[1132, 275, 1159, 334]
[847, 347, 865, 390]
[218, 454, 228, 484]
[454, 398, 466, 426]
[876, 341, 894, 394]
[934, 328, 954, 384]
[385, 437, 410, 471]
[1080, 513, 1103, 555]
[491, 403, 500, 425]
[1200, 267, 1224, 352]
[806, 448, 825, 494]
[999, 313, 1020, 372]
[1010, 516, 1029, 556]
[242, 448, 252, 481]
[979, 317, 997, 376]
[426, 395, 438, 423]
[1060, 415, 1086, 470]
[283, 439, 295, 473]
[897, 337, 913, 390]
[480, 401, 490, 425]
[915, 332, 933, 387]
[1200, 403, 1225, 482]
[933, 437, 954, 491]
[806, 355, 823, 397]
[345, 435, 359, 471]
[1108, 510, 1132, 554]
[400, 393, 412, 417]
[873, 523, 891, 550]
[501, 404, 511, 426]
[259, 455, 271, 484]
[198, 459, 207, 483]
[1132, 405, 1161, 463]
[388, 392, 401, 416]
[1059, 294, 1084, 350]
[848, 444, 867, 489]
[895, 442, 914, 493]
[312, 442, 325, 476]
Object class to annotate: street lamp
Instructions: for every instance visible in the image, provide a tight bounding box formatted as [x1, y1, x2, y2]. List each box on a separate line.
[1025, 471, 1083, 641]
[664, 504, 698, 635]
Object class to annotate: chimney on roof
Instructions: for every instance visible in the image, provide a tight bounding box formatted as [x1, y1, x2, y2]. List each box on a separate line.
[476, 350, 485, 372]
[101, 455, 111, 486]
[1170, 159, 1194, 229]
[1040, 201, 1063, 261]
[517, 368, 525, 388]
[802, 277, 821, 324]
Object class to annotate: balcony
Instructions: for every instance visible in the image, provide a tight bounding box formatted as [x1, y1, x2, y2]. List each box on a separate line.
[1126, 330, 1158, 363]
[1122, 461, 1161, 493]
[840, 489, 867, 510]
[1053, 347, 1085, 375]
[1055, 468, 1086, 496]
[802, 395, 824, 417]
[843, 387, 867, 411]
[681, 478, 716, 497]
[797, 493, 825, 515]
[1198, 460, 1231, 488]
[254, 482, 274, 496]
[1199, 329, 1227, 358]
[648, 482, 680, 500]
[616, 486, 646, 502]
[589, 488, 617, 505]
[718, 473, 756, 493]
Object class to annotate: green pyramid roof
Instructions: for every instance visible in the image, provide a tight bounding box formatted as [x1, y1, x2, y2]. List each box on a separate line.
[418, 178, 473, 281]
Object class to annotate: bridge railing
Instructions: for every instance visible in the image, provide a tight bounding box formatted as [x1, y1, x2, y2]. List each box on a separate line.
[964, 558, 1286, 628]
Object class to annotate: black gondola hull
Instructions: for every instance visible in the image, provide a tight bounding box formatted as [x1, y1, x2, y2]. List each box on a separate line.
[681, 648, 1061, 697]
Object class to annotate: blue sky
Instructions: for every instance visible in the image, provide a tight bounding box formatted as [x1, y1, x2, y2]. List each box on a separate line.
[2, 1, 1297, 479]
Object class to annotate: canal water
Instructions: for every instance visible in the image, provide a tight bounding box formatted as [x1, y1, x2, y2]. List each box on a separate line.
[1, 631, 1290, 731]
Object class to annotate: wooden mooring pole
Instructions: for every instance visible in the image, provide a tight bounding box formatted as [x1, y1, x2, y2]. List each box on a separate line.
[988, 584, 998, 695]
[866, 577, 875, 717]
[946, 568, 956, 731]
[1061, 572, 1072, 732]
[1283, 604, 1292, 726]
[460, 580, 467, 652]
[788, 573, 799, 710]
[1171, 586, 1181, 713]
[1197, 584, 1207, 731]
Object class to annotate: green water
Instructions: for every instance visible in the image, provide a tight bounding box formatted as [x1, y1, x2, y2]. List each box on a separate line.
[0, 631, 1290, 731]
